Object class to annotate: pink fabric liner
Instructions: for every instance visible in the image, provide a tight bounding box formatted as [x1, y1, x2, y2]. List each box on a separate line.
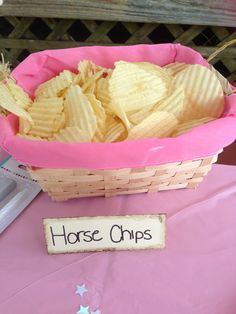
[0, 44, 235, 169]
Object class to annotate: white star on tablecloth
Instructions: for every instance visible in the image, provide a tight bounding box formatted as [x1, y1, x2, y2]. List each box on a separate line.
[76, 305, 89, 314]
[75, 284, 88, 297]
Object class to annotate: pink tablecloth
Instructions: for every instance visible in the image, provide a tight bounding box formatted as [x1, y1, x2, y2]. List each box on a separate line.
[1, 164, 236, 314]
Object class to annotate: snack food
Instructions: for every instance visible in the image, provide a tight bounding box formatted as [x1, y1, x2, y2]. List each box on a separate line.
[0, 59, 229, 143]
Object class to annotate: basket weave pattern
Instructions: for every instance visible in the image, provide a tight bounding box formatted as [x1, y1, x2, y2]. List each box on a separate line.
[28, 152, 219, 201]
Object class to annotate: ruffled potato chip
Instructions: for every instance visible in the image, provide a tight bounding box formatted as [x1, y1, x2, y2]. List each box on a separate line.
[109, 61, 169, 112]
[174, 64, 224, 118]
[64, 85, 97, 139]
[164, 62, 189, 76]
[35, 70, 75, 99]
[12, 58, 226, 145]
[171, 117, 214, 137]
[95, 72, 112, 107]
[52, 127, 91, 143]
[128, 111, 178, 140]
[6, 81, 32, 109]
[0, 84, 33, 122]
[27, 97, 64, 138]
[154, 86, 186, 120]
[104, 119, 127, 142]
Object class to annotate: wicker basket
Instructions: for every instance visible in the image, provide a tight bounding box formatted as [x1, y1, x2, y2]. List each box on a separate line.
[26, 41, 236, 201]
[28, 151, 220, 201]
[0, 40, 233, 201]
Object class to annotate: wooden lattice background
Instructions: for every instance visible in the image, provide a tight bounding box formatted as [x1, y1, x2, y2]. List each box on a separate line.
[0, 17, 235, 83]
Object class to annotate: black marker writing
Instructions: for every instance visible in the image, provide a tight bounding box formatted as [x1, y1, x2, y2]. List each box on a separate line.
[50, 225, 103, 246]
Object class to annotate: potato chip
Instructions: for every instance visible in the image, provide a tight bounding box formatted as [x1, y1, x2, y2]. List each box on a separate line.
[29, 97, 63, 110]
[27, 97, 64, 138]
[134, 62, 172, 86]
[6, 81, 32, 109]
[86, 93, 106, 141]
[174, 64, 224, 118]
[154, 86, 186, 120]
[208, 64, 233, 96]
[52, 127, 91, 143]
[78, 60, 109, 85]
[128, 111, 178, 140]
[128, 85, 185, 124]
[95, 72, 112, 107]
[19, 117, 32, 134]
[0, 84, 33, 122]
[9, 58, 226, 145]
[81, 70, 104, 94]
[35, 70, 75, 99]
[109, 61, 169, 112]
[127, 105, 154, 125]
[104, 119, 127, 142]
[86, 94, 106, 120]
[172, 117, 215, 137]
[17, 133, 46, 141]
[78, 60, 95, 84]
[164, 62, 189, 76]
[108, 100, 131, 130]
[29, 126, 55, 138]
[64, 85, 97, 139]
[53, 112, 65, 133]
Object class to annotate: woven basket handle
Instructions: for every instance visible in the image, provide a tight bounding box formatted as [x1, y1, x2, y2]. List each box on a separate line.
[207, 39, 236, 94]
[207, 38, 236, 62]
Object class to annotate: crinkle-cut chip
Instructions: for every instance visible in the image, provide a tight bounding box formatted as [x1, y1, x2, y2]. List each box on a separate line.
[164, 62, 189, 76]
[172, 117, 214, 137]
[78, 60, 110, 85]
[64, 85, 97, 139]
[108, 100, 131, 130]
[95, 73, 112, 106]
[52, 127, 91, 143]
[104, 120, 127, 142]
[29, 112, 59, 122]
[29, 107, 62, 116]
[92, 133, 104, 142]
[82, 70, 104, 94]
[28, 98, 63, 117]
[134, 62, 172, 86]
[174, 64, 224, 118]
[6, 81, 32, 109]
[27, 98, 64, 138]
[128, 105, 154, 125]
[32, 118, 56, 128]
[208, 64, 233, 96]
[154, 86, 186, 120]
[29, 112, 65, 135]
[128, 111, 178, 140]
[109, 61, 168, 112]
[53, 112, 65, 133]
[86, 93, 106, 141]
[19, 117, 32, 134]
[17, 133, 46, 141]
[28, 125, 55, 138]
[86, 93, 106, 121]
[73, 73, 83, 86]
[31, 97, 63, 106]
[0, 84, 33, 122]
[78, 60, 95, 84]
[35, 70, 75, 99]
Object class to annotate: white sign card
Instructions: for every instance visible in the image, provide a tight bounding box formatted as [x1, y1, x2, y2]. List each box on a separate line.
[43, 214, 166, 254]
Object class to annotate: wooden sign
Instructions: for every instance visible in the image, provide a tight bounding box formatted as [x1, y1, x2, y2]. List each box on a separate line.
[43, 214, 166, 254]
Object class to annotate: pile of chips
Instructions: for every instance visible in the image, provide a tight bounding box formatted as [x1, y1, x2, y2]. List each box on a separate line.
[0, 59, 228, 143]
